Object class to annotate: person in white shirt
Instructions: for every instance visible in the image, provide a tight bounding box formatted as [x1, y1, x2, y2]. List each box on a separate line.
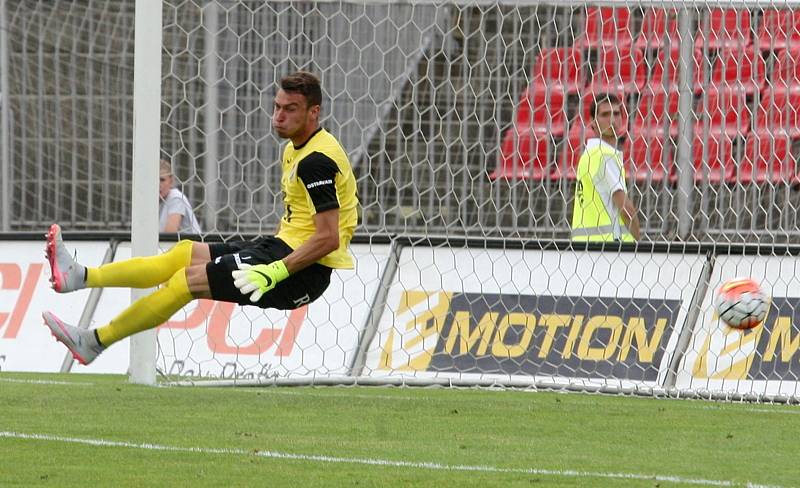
[571, 93, 640, 242]
[159, 159, 202, 234]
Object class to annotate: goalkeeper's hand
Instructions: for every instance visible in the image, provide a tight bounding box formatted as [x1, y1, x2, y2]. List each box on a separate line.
[231, 261, 290, 303]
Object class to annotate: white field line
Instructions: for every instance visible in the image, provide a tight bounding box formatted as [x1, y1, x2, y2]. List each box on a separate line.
[700, 406, 800, 415]
[0, 431, 784, 488]
[0, 377, 94, 386]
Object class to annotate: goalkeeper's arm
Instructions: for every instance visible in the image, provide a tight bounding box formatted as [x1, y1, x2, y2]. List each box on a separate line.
[282, 209, 340, 273]
[232, 210, 340, 301]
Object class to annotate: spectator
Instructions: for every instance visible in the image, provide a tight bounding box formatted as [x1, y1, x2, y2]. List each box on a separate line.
[571, 93, 640, 242]
[159, 159, 201, 234]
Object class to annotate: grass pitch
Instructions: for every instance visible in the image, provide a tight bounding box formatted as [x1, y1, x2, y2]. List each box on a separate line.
[0, 373, 797, 487]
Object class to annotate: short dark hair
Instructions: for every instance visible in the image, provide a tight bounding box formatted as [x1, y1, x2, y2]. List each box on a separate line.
[280, 71, 322, 108]
[590, 93, 622, 120]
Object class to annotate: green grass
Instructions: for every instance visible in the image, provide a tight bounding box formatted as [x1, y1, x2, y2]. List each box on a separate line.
[0, 373, 797, 487]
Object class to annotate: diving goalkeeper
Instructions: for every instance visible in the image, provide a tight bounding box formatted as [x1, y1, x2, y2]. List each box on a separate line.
[42, 71, 360, 365]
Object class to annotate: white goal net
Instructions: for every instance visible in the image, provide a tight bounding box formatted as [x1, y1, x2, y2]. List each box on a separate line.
[4, 0, 800, 401]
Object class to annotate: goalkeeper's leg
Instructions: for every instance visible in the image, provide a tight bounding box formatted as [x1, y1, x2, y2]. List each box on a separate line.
[44, 267, 199, 363]
[46, 223, 210, 292]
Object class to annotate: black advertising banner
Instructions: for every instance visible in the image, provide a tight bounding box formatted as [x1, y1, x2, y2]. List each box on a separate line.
[376, 290, 682, 382]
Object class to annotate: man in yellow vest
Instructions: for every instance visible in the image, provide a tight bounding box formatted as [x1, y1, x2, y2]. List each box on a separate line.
[571, 93, 640, 242]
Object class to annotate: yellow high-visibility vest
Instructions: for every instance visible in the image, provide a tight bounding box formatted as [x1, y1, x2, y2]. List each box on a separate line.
[571, 140, 634, 242]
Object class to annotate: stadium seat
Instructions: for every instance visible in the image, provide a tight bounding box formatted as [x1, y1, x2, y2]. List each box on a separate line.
[688, 133, 736, 183]
[514, 88, 566, 137]
[588, 47, 645, 94]
[530, 48, 584, 95]
[629, 134, 671, 182]
[632, 91, 679, 137]
[576, 6, 633, 49]
[770, 47, 800, 95]
[695, 8, 752, 50]
[754, 90, 800, 137]
[636, 8, 679, 50]
[693, 49, 713, 94]
[707, 48, 766, 96]
[757, 9, 800, 51]
[699, 91, 751, 137]
[492, 127, 556, 180]
[647, 45, 684, 93]
[739, 133, 800, 184]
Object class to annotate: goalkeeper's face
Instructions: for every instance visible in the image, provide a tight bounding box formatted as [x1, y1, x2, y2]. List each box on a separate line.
[272, 89, 320, 141]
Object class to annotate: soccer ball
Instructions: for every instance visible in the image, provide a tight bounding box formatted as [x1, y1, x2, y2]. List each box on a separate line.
[715, 278, 768, 330]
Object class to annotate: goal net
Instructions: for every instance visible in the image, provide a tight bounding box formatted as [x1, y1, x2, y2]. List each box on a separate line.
[5, 0, 800, 401]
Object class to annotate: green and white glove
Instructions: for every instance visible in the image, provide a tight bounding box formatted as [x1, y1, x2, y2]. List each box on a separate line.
[231, 261, 290, 302]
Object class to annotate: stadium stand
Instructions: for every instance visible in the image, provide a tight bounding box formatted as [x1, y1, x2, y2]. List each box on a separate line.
[757, 9, 800, 51]
[707, 47, 766, 96]
[633, 91, 679, 137]
[769, 47, 800, 94]
[530, 48, 583, 95]
[646, 45, 683, 94]
[495, 6, 798, 188]
[576, 6, 634, 49]
[700, 90, 751, 137]
[740, 133, 800, 184]
[588, 46, 645, 94]
[755, 90, 800, 137]
[695, 8, 751, 50]
[636, 8, 679, 50]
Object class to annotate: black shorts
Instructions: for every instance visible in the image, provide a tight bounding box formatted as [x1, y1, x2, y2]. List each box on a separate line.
[206, 236, 332, 310]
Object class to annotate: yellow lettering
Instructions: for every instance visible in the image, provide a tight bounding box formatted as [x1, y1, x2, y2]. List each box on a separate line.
[444, 311, 497, 355]
[764, 317, 799, 362]
[492, 313, 536, 358]
[537, 314, 571, 358]
[563, 315, 583, 358]
[617, 318, 666, 362]
[577, 316, 623, 360]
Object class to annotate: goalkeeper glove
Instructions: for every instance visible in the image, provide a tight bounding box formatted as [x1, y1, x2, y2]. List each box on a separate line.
[231, 261, 289, 303]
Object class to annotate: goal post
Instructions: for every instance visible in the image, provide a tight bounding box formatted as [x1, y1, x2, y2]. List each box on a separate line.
[129, 0, 162, 385]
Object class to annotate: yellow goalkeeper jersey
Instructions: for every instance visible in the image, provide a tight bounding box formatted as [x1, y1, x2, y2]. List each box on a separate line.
[276, 128, 359, 269]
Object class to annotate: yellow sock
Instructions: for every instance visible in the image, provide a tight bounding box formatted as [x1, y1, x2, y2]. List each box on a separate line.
[87, 240, 193, 289]
[95, 268, 193, 346]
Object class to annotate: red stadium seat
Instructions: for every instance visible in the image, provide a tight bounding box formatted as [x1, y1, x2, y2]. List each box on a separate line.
[629, 134, 671, 182]
[588, 47, 645, 94]
[693, 49, 713, 94]
[576, 7, 633, 49]
[757, 9, 800, 51]
[491, 127, 556, 180]
[739, 133, 800, 184]
[530, 48, 584, 95]
[708, 48, 766, 96]
[695, 8, 752, 50]
[647, 45, 684, 93]
[515, 88, 566, 137]
[636, 8, 679, 50]
[633, 92, 679, 137]
[688, 133, 736, 183]
[770, 48, 800, 95]
[700, 91, 751, 137]
[755, 90, 800, 137]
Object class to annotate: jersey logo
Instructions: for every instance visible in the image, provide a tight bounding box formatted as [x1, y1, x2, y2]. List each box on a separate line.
[293, 294, 311, 307]
[253, 269, 273, 288]
[306, 179, 333, 189]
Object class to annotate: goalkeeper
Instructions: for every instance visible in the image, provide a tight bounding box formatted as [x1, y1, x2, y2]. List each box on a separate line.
[42, 71, 360, 365]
